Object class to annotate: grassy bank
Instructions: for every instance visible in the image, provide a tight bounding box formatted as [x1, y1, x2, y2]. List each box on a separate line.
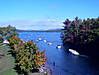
[0, 46, 17, 75]
[0, 46, 48, 75]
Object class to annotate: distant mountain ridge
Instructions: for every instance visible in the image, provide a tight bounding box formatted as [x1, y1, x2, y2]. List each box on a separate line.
[17, 29, 65, 32]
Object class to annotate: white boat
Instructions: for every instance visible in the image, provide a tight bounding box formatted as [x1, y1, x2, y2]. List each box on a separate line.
[56, 45, 61, 49]
[36, 40, 39, 42]
[43, 40, 47, 43]
[38, 38, 42, 40]
[69, 49, 79, 55]
[48, 43, 52, 45]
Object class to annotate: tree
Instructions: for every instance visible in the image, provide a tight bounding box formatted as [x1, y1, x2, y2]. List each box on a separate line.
[8, 36, 47, 74]
[0, 25, 18, 40]
[63, 17, 99, 44]
[32, 50, 47, 69]
[0, 36, 4, 43]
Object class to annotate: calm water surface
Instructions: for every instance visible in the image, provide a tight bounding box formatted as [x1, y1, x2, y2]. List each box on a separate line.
[19, 32, 99, 75]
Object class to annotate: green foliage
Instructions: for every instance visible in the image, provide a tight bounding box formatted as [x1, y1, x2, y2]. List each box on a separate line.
[0, 25, 18, 40]
[63, 17, 99, 44]
[25, 41, 38, 54]
[8, 36, 22, 48]
[0, 36, 4, 43]
[8, 36, 47, 74]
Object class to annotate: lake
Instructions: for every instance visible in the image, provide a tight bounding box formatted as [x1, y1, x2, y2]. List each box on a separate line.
[18, 31, 99, 75]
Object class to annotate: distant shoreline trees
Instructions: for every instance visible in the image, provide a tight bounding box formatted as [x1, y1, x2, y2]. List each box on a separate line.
[0, 25, 18, 42]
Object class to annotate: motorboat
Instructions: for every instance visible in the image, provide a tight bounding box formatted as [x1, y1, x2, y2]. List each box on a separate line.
[69, 49, 79, 55]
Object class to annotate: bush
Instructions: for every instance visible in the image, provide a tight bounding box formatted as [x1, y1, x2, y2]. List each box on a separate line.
[0, 36, 4, 43]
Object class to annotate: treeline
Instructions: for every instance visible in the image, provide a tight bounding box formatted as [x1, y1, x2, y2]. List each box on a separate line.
[63, 17, 99, 45]
[0, 25, 47, 75]
[0, 25, 18, 43]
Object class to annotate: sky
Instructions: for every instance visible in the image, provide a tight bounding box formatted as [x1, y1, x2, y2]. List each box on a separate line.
[0, 0, 99, 30]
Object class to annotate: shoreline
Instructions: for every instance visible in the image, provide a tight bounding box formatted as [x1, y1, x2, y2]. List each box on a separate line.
[17, 29, 66, 32]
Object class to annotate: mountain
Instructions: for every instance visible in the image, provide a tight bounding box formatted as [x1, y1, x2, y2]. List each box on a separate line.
[0, 19, 64, 30]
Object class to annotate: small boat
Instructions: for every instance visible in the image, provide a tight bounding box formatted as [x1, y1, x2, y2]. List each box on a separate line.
[36, 40, 39, 43]
[48, 43, 52, 45]
[56, 45, 61, 49]
[43, 40, 47, 43]
[38, 38, 42, 41]
[69, 49, 79, 55]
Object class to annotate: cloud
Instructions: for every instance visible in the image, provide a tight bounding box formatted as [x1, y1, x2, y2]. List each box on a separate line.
[0, 19, 65, 30]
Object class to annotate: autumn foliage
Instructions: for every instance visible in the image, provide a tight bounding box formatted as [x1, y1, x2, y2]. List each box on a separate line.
[63, 17, 99, 44]
[8, 36, 47, 74]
